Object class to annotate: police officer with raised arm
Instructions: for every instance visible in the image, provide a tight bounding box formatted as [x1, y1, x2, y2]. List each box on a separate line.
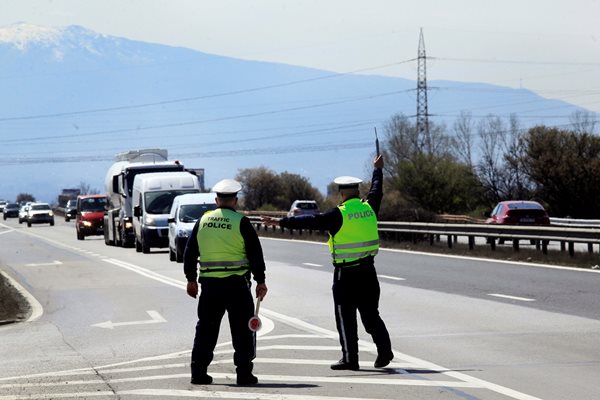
[262, 155, 393, 370]
[184, 179, 268, 385]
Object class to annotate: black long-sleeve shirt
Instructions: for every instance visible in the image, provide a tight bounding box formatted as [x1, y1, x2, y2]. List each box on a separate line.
[279, 167, 383, 239]
[183, 207, 266, 284]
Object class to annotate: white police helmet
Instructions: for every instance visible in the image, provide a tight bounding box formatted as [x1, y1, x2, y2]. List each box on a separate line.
[212, 179, 242, 197]
[333, 176, 362, 188]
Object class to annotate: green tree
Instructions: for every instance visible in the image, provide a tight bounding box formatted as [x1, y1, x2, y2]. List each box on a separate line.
[275, 172, 323, 209]
[236, 166, 281, 210]
[382, 113, 485, 218]
[236, 167, 324, 211]
[522, 126, 600, 218]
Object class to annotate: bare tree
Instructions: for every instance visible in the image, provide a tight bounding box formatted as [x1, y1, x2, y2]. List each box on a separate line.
[502, 114, 532, 199]
[570, 110, 597, 134]
[451, 111, 475, 168]
[476, 115, 507, 202]
[78, 181, 99, 195]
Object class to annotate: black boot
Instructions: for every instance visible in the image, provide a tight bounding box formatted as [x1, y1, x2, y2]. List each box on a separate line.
[374, 351, 394, 368]
[191, 373, 213, 384]
[191, 363, 212, 385]
[236, 364, 258, 385]
[330, 358, 359, 371]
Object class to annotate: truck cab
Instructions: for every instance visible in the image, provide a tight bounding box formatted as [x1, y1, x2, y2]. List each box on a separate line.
[132, 171, 200, 253]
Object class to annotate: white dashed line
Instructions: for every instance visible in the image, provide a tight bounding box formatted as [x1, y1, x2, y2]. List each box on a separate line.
[488, 293, 536, 302]
[302, 263, 323, 267]
[378, 275, 406, 281]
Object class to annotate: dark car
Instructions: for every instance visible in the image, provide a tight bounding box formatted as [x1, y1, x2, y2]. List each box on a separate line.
[64, 199, 77, 222]
[3, 203, 20, 219]
[486, 200, 550, 225]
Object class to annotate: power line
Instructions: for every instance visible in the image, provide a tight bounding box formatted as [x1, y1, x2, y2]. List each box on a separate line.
[0, 59, 416, 122]
[0, 90, 408, 144]
[431, 57, 600, 67]
[0, 141, 372, 166]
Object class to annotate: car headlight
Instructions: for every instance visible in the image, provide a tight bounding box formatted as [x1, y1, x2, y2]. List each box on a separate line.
[49, 211, 54, 216]
[83, 221, 92, 227]
[144, 216, 155, 225]
[124, 221, 133, 229]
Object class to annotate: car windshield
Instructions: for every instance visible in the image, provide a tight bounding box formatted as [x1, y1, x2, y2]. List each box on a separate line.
[79, 197, 107, 211]
[31, 204, 50, 211]
[145, 190, 198, 214]
[7, 203, 19, 209]
[178, 204, 217, 223]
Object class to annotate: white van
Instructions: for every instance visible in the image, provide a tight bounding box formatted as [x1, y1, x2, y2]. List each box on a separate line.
[132, 171, 200, 253]
[167, 192, 217, 262]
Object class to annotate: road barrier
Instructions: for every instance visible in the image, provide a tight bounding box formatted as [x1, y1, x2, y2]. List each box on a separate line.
[246, 216, 600, 258]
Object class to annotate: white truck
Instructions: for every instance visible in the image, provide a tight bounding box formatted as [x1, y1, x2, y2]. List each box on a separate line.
[103, 149, 188, 247]
[131, 171, 201, 253]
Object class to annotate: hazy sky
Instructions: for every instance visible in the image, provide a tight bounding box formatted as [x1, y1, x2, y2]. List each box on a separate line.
[1, 0, 599, 112]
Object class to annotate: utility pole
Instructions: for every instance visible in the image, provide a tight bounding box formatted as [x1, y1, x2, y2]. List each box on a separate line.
[416, 27, 431, 152]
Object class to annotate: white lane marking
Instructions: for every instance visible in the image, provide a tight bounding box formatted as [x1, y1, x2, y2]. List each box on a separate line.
[0, 271, 43, 322]
[260, 308, 542, 400]
[102, 258, 186, 289]
[488, 293, 536, 302]
[0, 229, 15, 235]
[0, 393, 112, 399]
[24, 260, 63, 267]
[302, 262, 323, 267]
[0, 372, 482, 390]
[378, 274, 405, 281]
[92, 310, 166, 329]
[112, 389, 407, 400]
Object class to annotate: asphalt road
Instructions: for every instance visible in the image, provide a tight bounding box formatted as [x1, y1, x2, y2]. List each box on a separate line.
[1, 217, 599, 399]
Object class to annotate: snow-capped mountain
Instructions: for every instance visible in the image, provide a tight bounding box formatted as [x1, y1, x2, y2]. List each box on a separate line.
[0, 23, 590, 202]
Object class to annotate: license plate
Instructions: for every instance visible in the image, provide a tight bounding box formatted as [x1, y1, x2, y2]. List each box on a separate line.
[520, 218, 534, 223]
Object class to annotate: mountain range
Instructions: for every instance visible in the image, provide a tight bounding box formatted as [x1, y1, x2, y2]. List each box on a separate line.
[0, 23, 590, 203]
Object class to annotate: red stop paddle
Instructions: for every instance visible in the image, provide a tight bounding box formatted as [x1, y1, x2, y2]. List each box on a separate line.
[248, 298, 262, 332]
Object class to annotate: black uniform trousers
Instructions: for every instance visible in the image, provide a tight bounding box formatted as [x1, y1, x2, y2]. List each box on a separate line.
[191, 275, 256, 376]
[332, 263, 392, 363]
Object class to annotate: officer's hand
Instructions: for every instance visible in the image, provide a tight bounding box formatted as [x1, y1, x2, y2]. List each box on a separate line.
[261, 216, 280, 227]
[256, 283, 268, 301]
[186, 281, 198, 298]
[374, 154, 384, 169]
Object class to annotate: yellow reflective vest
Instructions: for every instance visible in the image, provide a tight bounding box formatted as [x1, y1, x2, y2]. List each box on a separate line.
[196, 208, 249, 278]
[328, 198, 379, 266]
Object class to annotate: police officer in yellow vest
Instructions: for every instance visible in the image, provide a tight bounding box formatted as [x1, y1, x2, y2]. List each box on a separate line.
[262, 155, 393, 370]
[184, 179, 268, 385]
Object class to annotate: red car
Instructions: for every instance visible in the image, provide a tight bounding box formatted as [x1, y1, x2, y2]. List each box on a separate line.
[76, 194, 108, 240]
[486, 200, 550, 225]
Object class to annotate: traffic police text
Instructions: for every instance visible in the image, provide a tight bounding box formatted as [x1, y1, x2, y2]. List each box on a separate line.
[202, 216, 232, 230]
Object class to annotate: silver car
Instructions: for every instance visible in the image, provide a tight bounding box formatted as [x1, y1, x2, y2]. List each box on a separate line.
[287, 200, 320, 217]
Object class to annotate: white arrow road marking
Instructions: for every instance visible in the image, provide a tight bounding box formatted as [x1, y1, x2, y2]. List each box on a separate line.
[488, 293, 536, 302]
[92, 310, 166, 329]
[24, 260, 62, 267]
